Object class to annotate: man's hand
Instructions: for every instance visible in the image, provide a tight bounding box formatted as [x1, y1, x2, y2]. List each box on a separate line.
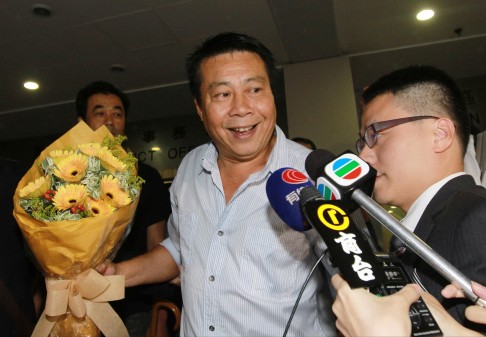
[331, 274, 421, 336]
[96, 261, 118, 276]
[441, 281, 486, 325]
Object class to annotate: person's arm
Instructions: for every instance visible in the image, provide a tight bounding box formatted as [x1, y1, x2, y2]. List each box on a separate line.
[420, 290, 482, 336]
[147, 220, 166, 250]
[99, 244, 179, 287]
[332, 274, 485, 337]
[331, 274, 421, 336]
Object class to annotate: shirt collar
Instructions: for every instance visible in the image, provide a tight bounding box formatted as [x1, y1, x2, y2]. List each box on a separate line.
[401, 172, 466, 231]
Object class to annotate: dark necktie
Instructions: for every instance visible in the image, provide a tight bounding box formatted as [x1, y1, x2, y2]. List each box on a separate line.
[389, 235, 407, 256]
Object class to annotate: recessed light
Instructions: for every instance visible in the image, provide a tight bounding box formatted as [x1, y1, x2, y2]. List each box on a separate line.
[416, 9, 434, 21]
[32, 4, 53, 18]
[24, 81, 39, 90]
[110, 64, 125, 72]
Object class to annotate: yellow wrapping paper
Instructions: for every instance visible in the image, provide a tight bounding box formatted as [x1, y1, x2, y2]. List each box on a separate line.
[13, 121, 139, 337]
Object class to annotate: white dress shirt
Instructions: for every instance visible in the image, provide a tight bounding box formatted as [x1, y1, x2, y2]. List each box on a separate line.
[163, 126, 335, 336]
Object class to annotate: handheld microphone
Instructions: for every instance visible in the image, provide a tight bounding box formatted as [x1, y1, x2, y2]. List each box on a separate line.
[298, 185, 386, 288]
[265, 167, 313, 231]
[306, 149, 486, 307]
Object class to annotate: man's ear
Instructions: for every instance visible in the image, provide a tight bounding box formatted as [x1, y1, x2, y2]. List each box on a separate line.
[433, 118, 455, 152]
[194, 98, 204, 122]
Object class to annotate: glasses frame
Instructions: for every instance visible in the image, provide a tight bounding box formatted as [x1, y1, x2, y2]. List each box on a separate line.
[356, 115, 439, 153]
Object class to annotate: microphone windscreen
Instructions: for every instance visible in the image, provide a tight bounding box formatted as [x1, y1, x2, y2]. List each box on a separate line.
[305, 149, 336, 181]
[266, 167, 313, 231]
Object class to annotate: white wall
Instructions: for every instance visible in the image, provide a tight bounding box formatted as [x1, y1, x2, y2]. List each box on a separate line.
[284, 57, 359, 154]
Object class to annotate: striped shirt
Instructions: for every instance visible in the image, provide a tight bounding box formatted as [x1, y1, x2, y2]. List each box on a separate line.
[163, 126, 335, 336]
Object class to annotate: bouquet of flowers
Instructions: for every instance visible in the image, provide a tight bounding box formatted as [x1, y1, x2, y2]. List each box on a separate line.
[13, 121, 143, 337]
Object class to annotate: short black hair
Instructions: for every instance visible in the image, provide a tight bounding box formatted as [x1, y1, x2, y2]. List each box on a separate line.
[292, 137, 317, 150]
[362, 65, 470, 154]
[75, 81, 129, 119]
[185, 32, 277, 104]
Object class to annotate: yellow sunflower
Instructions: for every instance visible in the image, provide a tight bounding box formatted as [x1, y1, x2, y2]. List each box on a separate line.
[53, 153, 88, 182]
[49, 149, 75, 165]
[52, 184, 88, 211]
[19, 176, 50, 198]
[86, 197, 115, 217]
[78, 142, 102, 157]
[100, 175, 131, 208]
[98, 148, 126, 172]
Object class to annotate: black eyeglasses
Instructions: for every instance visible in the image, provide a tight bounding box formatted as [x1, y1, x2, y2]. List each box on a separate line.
[355, 116, 439, 153]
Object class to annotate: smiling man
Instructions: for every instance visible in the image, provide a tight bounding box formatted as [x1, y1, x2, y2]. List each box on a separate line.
[100, 32, 336, 336]
[356, 65, 486, 331]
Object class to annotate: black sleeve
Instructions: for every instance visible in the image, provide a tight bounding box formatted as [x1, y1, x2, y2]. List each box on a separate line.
[136, 162, 171, 228]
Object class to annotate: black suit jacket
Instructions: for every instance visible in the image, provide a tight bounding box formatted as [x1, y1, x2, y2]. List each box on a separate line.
[400, 174, 486, 331]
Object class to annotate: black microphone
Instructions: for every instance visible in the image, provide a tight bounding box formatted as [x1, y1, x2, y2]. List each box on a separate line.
[306, 149, 486, 306]
[265, 167, 386, 288]
[298, 185, 386, 288]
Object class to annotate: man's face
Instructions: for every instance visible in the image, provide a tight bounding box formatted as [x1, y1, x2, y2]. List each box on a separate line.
[358, 93, 436, 211]
[81, 93, 126, 136]
[195, 51, 277, 163]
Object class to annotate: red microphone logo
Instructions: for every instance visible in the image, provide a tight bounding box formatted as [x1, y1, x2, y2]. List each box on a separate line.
[281, 169, 308, 184]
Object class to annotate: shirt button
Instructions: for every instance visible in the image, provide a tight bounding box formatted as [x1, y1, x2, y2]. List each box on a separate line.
[217, 230, 224, 236]
[209, 275, 215, 282]
[209, 325, 215, 331]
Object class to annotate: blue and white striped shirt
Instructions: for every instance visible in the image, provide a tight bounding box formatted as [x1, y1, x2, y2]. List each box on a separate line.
[163, 126, 335, 336]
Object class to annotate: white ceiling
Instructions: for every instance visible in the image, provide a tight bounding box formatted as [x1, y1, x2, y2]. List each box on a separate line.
[1, 0, 486, 141]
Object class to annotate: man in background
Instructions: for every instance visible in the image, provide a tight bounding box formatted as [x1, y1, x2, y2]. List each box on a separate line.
[76, 81, 181, 337]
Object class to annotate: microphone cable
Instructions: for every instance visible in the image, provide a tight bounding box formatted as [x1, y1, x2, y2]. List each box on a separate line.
[282, 251, 326, 337]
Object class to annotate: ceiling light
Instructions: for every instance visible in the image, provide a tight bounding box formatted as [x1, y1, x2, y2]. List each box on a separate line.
[24, 81, 39, 90]
[151, 146, 161, 151]
[110, 64, 125, 72]
[32, 4, 53, 18]
[416, 9, 434, 21]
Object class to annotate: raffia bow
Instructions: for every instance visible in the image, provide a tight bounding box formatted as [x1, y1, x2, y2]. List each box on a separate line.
[32, 268, 128, 337]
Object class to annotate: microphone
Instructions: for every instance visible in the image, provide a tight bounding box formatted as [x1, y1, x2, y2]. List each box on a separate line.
[265, 167, 313, 231]
[306, 149, 486, 307]
[298, 185, 386, 288]
[267, 166, 444, 336]
[265, 167, 386, 288]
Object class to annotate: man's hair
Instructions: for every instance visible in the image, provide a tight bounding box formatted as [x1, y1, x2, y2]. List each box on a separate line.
[75, 80, 129, 119]
[292, 137, 317, 150]
[185, 32, 277, 105]
[362, 65, 470, 154]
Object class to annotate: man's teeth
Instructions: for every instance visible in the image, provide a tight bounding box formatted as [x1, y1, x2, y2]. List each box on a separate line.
[232, 126, 253, 132]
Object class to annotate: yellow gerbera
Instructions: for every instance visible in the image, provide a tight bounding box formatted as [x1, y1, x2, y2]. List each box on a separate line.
[53, 153, 88, 182]
[19, 176, 50, 198]
[49, 149, 75, 165]
[98, 148, 126, 172]
[52, 184, 88, 211]
[78, 143, 102, 157]
[86, 197, 115, 217]
[100, 175, 131, 208]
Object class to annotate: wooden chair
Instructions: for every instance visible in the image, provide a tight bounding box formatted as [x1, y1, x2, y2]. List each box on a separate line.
[148, 300, 181, 337]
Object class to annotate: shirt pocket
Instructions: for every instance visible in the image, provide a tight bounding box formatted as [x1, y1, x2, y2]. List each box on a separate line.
[240, 225, 309, 297]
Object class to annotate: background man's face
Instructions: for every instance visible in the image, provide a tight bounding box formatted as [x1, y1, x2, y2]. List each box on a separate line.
[82, 93, 126, 136]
